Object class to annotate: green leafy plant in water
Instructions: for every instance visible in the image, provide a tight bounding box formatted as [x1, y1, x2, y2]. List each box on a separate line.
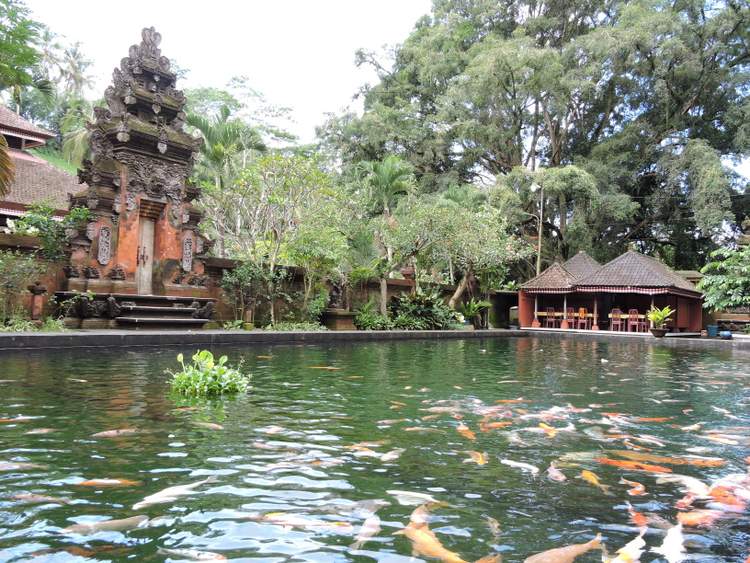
[168, 350, 250, 397]
[647, 306, 674, 329]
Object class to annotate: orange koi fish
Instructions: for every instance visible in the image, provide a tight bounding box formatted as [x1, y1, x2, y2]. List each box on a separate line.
[394, 503, 468, 563]
[609, 450, 726, 468]
[676, 509, 722, 528]
[464, 451, 488, 465]
[456, 423, 476, 441]
[709, 485, 747, 509]
[626, 502, 648, 528]
[579, 470, 611, 494]
[595, 458, 672, 473]
[524, 534, 601, 563]
[619, 478, 647, 496]
[495, 398, 525, 404]
[77, 478, 141, 487]
[539, 423, 558, 438]
[480, 420, 512, 432]
[633, 417, 672, 423]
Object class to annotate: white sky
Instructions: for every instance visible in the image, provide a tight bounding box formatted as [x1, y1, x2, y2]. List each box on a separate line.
[25, 0, 432, 143]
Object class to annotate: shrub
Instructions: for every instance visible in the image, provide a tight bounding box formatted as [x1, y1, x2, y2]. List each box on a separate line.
[264, 321, 327, 332]
[0, 250, 45, 321]
[388, 290, 457, 330]
[222, 320, 244, 330]
[168, 351, 250, 397]
[0, 315, 37, 332]
[354, 300, 392, 330]
[459, 298, 492, 328]
[647, 305, 674, 329]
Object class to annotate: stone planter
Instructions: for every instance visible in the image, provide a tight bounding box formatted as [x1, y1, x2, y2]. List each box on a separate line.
[650, 327, 668, 338]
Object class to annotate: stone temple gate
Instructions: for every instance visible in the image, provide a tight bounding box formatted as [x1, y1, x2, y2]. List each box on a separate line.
[66, 27, 211, 300]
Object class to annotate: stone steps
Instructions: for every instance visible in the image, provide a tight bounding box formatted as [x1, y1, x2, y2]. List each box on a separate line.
[115, 317, 209, 329]
[55, 291, 216, 330]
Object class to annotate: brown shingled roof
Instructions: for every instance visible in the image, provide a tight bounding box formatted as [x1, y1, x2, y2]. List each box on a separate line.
[576, 251, 699, 293]
[521, 262, 577, 291]
[1, 149, 81, 211]
[562, 251, 601, 280]
[0, 105, 54, 142]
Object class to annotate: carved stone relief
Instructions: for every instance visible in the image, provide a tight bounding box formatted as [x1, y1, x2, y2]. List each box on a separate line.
[182, 235, 193, 272]
[97, 226, 112, 265]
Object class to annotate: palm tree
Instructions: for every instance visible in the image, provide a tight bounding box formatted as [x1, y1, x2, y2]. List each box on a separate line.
[59, 42, 93, 99]
[359, 155, 415, 314]
[0, 134, 14, 197]
[187, 105, 265, 256]
[60, 99, 94, 166]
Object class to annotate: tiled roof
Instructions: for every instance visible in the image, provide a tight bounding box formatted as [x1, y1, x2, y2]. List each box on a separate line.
[0, 149, 82, 211]
[521, 262, 577, 290]
[576, 251, 699, 292]
[562, 251, 601, 280]
[0, 105, 54, 141]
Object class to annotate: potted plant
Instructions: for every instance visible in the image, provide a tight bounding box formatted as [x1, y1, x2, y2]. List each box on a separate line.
[646, 305, 674, 338]
[459, 298, 492, 330]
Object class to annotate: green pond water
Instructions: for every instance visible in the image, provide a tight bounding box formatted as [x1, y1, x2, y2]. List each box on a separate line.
[0, 336, 748, 562]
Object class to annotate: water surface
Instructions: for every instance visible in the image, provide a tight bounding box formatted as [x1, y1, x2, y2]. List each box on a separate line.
[0, 336, 748, 561]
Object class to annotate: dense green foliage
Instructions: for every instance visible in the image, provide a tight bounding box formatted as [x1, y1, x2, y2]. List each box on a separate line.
[389, 290, 458, 330]
[0, 249, 44, 321]
[698, 245, 750, 311]
[319, 0, 750, 270]
[7, 203, 90, 259]
[168, 351, 250, 397]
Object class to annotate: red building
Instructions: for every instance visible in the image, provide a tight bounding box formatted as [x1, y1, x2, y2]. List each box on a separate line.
[518, 250, 703, 333]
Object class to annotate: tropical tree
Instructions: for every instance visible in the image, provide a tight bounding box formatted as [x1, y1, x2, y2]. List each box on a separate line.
[698, 244, 750, 312]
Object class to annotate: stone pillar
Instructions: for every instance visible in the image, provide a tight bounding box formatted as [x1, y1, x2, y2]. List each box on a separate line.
[27, 282, 47, 321]
[560, 295, 569, 329]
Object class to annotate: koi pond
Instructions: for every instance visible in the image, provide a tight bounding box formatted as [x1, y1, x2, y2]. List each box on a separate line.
[0, 336, 748, 562]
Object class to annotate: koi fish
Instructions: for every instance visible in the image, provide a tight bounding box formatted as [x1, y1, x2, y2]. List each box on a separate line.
[0, 461, 46, 471]
[626, 502, 648, 528]
[496, 398, 525, 404]
[157, 548, 227, 561]
[579, 470, 611, 494]
[651, 524, 685, 563]
[456, 423, 476, 441]
[546, 463, 566, 482]
[595, 458, 672, 473]
[608, 450, 725, 468]
[676, 509, 722, 528]
[63, 515, 148, 534]
[634, 417, 672, 423]
[0, 416, 34, 423]
[709, 485, 747, 509]
[655, 474, 710, 497]
[249, 512, 353, 533]
[256, 355, 273, 359]
[351, 513, 381, 550]
[380, 448, 405, 462]
[603, 531, 646, 563]
[501, 459, 539, 476]
[192, 422, 224, 430]
[464, 451, 489, 465]
[378, 418, 409, 425]
[539, 423, 558, 438]
[405, 426, 444, 433]
[12, 493, 71, 504]
[486, 516, 501, 540]
[91, 428, 139, 438]
[25, 428, 56, 435]
[619, 478, 647, 496]
[480, 421, 513, 432]
[78, 478, 141, 488]
[524, 534, 601, 563]
[387, 489, 440, 506]
[395, 503, 468, 563]
[132, 477, 214, 510]
[308, 366, 342, 371]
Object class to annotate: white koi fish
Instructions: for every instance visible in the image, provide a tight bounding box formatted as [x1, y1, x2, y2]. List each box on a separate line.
[133, 477, 214, 510]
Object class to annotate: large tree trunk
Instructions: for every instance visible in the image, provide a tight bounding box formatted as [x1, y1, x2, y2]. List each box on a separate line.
[559, 192, 567, 236]
[379, 278, 388, 316]
[448, 271, 471, 309]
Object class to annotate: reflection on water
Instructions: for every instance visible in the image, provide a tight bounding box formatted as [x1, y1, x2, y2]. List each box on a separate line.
[0, 337, 748, 561]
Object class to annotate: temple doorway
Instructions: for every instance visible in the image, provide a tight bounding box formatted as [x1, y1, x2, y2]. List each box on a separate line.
[137, 218, 155, 295]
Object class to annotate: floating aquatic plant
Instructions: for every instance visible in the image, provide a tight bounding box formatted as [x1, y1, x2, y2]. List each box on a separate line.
[168, 350, 250, 397]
